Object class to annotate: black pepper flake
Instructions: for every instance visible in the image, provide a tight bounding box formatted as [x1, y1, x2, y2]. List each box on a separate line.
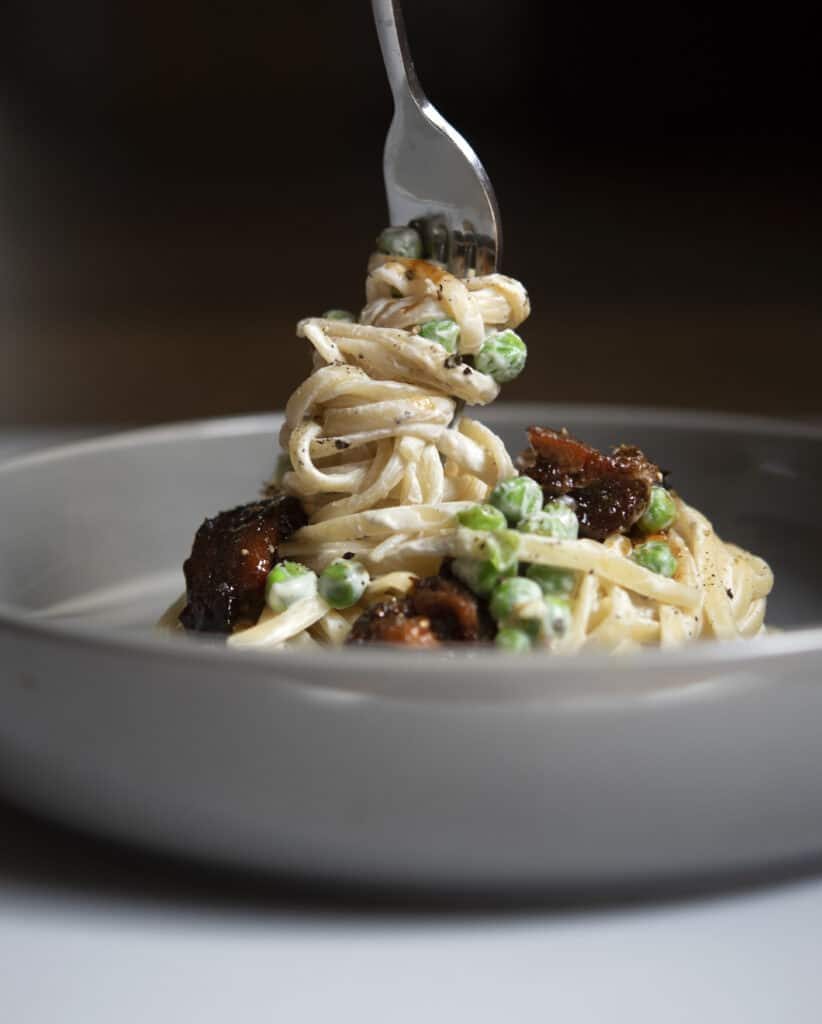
[343, 552, 355, 560]
[726, 587, 734, 600]
[463, 366, 472, 375]
[334, 440, 350, 450]
[444, 353, 463, 369]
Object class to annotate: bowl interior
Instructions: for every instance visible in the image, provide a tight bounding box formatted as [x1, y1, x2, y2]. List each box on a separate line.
[0, 406, 819, 633]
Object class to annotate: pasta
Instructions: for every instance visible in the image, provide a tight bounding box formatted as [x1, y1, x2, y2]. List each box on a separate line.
[170, 236, 773, 654]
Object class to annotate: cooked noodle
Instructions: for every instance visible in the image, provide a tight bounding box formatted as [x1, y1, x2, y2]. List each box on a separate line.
[169, 249, 773, 653]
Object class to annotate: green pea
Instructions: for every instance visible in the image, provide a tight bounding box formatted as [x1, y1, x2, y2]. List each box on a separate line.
[456, 503, 507, 532]
[539, 595, 573, 640]
[490, 577, 544, 623]
[631, 540, 677, 578]
[418, 318, 460, 353]
[489, 475, 543, 525]
[637, 485, 677, 533]
[376, 226, 423, 259]
[265, 561, 318, 612]
[450, 557, 500, 598]
[475, 330, 527, 383]
[457, 525, 520, 575]
[322, 309, 355, 322]
[318, 558, 370, 609]
[487, 530, 520, 575]
[495, 627, 532, 653]
[526, 564, 577, 596]
[517, 616, 545, 639]
[518, 500, 579, 540]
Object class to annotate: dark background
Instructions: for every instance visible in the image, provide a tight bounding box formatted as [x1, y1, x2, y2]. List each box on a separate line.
[1, 0, 820, 425]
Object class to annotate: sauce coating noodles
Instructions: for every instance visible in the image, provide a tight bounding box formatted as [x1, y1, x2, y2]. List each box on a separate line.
[206, 253, 772, 652]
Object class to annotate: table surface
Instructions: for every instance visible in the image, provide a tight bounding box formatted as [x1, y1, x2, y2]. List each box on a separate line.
[3, 428, 822, 1023]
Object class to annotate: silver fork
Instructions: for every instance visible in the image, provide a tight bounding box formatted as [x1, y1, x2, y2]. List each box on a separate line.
[371, 0, 502, 276]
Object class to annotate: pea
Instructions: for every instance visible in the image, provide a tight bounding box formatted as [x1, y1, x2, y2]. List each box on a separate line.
[318, 558, 370, 609]
[490, 576, 544, 623]
[376, 226, 423, 259]
[489, 475, 543, 525]
[457, 523, 520, 574]
[526, 564, 577, 596]
[631, 540, 677, 577]
[451, 557, 501, 598]
[265, 561, 318, 613]
[637, 485, 677, 533]
[518, 500, 579, 540]
[419, 318, 460, 353]
[475, 330, 527, 383]
[539, 595, 573, 640]
[495, 627, 532, 653]
[486, 530, 520, 575]
[322, 309, 355, 322]
[456, 503, 507, 532]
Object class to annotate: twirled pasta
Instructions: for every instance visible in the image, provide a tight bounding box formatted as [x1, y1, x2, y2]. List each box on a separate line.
[277, 257, 526, 526]
[206, 252, 772, 653]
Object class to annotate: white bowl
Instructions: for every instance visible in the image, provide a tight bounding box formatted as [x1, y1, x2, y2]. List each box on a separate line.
[1, 405, 821, 891]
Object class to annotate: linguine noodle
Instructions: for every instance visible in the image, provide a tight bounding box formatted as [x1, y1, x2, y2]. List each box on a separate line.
[179, 251, 773, 653]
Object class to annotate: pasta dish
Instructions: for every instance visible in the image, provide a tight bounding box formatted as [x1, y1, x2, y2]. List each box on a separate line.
[165, 226, 773, 653]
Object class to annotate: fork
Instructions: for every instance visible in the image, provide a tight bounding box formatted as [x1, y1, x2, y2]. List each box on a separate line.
[371, 0, 502, 277]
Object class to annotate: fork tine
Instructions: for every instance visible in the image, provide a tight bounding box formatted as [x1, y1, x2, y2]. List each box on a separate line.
[449, 227, 476, 279]
[409, 215, 496, 277]
[474, 236, 497, 276]
[409, 215, 449, 265]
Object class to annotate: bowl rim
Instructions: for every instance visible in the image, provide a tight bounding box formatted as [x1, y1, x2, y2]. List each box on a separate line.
[1, 403, 820, 689]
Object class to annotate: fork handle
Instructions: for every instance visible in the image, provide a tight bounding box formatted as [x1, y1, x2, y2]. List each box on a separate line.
[371, 0, 425, 106]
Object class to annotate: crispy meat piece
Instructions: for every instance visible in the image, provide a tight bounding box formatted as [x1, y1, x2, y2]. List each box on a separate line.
[180, 494, 307, 633]
[521, 427, 660, 492]
[409, 572, 495, 642]
[346, 598, 441, 648]
[572, 478, 652, 542]
[346, 569, 494, 647]
[519, 426, 663, 541]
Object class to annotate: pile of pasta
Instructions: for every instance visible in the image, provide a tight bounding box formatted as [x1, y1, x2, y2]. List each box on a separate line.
[221, 253, 773, 653]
